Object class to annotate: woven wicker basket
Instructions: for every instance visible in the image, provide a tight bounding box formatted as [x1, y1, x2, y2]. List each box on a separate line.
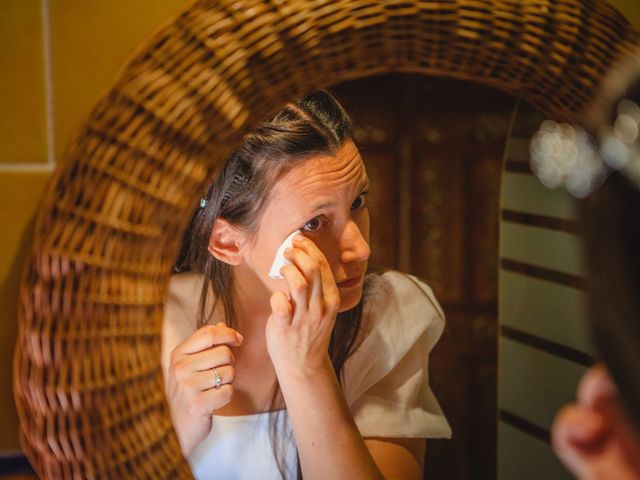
[13, 0, 640, 477]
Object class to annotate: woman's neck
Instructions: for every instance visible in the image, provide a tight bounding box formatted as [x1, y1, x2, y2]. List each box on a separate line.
[231, 265, 274, 333]
[213, 269, 279, 416]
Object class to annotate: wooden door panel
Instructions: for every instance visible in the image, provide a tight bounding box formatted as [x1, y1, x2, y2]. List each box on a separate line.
[334, 75, 514, 479]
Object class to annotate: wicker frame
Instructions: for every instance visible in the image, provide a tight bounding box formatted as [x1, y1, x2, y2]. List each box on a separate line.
[13, 0, 640, 477]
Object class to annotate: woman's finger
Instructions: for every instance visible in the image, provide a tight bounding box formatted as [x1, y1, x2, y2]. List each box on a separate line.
[285, 246, 322, 307]
[186, 365, 236, 391]
[577, 365, 618, 409]
[280, 263, 310, 319]
[553, 404, 609, 448]
[293, 235, 338, 298]
[176, 344, 235, 373]
[187, 384, 234, 416]
[318, 255, 340, 309]
[269, 290, 293, 328]
[208, 365, 235, 389]
[551, 405, 595, 478]
[284, 242, 323, 306]
[175, 323, 243, 355]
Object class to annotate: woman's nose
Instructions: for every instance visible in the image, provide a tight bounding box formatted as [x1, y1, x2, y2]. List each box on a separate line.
[339, 221, 371, 264]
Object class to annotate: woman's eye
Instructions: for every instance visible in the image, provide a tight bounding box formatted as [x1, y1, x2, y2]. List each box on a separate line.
[351, 192, 368, 210]
[303, 216, 325, 232]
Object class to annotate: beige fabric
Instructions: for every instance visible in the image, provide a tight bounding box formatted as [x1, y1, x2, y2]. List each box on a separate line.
[189, 271, 450, 478]
[344, 271, 452, 439]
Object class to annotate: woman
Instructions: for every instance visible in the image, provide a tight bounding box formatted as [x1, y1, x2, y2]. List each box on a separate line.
[161, 90, 451, 479]
[542, 54, 640, 479]
[551, 169, 640, 479]
[551, 170, 640, 480]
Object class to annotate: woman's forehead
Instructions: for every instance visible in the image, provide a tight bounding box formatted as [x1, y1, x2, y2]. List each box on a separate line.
[277, 141, 367, 194]
[258, 142, 368, 234]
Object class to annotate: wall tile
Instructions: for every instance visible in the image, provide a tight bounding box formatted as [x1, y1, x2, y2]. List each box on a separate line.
[500, 222, 584, 276]
[50, 0, 188, 161]
[501, 173, 577, 220]
[500, 271, 592, 354]
[499, 338, 586, 431]
[0, 170, 51, 451]
[498, 102, 585, 479]
[498, 422, 572, 480]
[0, 0, 47, 164]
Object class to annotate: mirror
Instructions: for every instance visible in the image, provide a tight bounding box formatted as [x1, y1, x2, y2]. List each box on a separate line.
[12, 0, 639, 478]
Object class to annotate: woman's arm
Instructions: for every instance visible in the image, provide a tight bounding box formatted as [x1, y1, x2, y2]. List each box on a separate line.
[162, 277, 243, 456]
[165, 323, 242, 456]
[275, 360, 425, 479]
[365, 438, 425, 479]
[266, 235, 424, 479]
[274, 356, 383, 479]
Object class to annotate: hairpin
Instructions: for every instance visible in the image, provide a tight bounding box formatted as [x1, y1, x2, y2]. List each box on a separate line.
[530, 99, 640, 198]
[199, 198, 208, 208]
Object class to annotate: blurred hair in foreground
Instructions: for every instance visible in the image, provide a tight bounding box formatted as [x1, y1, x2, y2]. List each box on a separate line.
[580, 50, 640, 430]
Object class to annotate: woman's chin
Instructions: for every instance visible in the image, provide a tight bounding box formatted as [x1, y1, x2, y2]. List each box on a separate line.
[337, 289, 363, 313]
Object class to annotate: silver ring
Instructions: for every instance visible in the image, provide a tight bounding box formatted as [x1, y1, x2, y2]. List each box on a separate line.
[212, 367, 222, 389]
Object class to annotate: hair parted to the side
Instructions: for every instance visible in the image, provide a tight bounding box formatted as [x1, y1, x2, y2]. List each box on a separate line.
[174, 90, 373, 479]
[581, 55, 640, 431]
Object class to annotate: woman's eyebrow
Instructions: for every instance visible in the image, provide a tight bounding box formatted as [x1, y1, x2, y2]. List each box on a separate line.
[310, 200, 335, 212]
[307, 178, 370, 213]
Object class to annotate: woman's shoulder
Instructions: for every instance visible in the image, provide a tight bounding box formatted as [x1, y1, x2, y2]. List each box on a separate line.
[167, 270, 201, 299]
[342, 270, 447, 408]
[161, 272, 210, 374]
[167, 271, 206, 304]
[357, 270, 445, 359]
[364, 270, 444, 321]
[164, 272, 206, 340]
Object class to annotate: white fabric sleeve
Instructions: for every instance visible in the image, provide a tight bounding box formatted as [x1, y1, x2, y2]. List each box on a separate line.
[342, 271, 452, 439]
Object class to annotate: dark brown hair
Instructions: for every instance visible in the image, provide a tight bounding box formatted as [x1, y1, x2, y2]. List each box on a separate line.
[176, 90, 370, 478]
[581, 172, 640, 429]
[581, 58, 640, 429]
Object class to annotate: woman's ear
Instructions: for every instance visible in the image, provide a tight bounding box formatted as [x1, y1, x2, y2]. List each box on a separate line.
[208, 218, 245, 265]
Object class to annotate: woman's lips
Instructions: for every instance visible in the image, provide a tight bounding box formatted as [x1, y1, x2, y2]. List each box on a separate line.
[337, 274, 363, 288]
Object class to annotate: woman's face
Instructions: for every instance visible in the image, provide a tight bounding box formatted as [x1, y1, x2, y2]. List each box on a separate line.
[241, 140, 371, 312]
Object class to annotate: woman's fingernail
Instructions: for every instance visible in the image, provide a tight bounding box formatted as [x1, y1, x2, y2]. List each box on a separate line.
[236, 332, 244, 342]
[293, 235, 305, 243]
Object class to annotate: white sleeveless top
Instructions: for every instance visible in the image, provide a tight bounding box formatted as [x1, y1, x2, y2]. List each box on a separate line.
[188, 271, 452, 479]
[189, 412, 297, 479]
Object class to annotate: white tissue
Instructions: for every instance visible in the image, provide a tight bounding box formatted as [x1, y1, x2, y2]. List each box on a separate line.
[268, 230, 301, 279]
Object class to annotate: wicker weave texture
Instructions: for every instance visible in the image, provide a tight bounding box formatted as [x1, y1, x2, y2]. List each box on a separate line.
[13, 0, 639, 478]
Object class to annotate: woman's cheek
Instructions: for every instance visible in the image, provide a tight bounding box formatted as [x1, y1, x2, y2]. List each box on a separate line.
[356, 209, 371, 242]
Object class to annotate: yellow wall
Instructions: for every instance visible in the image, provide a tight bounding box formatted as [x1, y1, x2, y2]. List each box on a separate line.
[609, 0, 640, 27]
[0, 0, 187, 453]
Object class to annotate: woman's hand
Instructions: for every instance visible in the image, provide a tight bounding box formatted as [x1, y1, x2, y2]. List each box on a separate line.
[265, 234, 341, 377]
[552, 365, 640, 480]
[264, 235, 384, 479]
[166, 322, 243, 456]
